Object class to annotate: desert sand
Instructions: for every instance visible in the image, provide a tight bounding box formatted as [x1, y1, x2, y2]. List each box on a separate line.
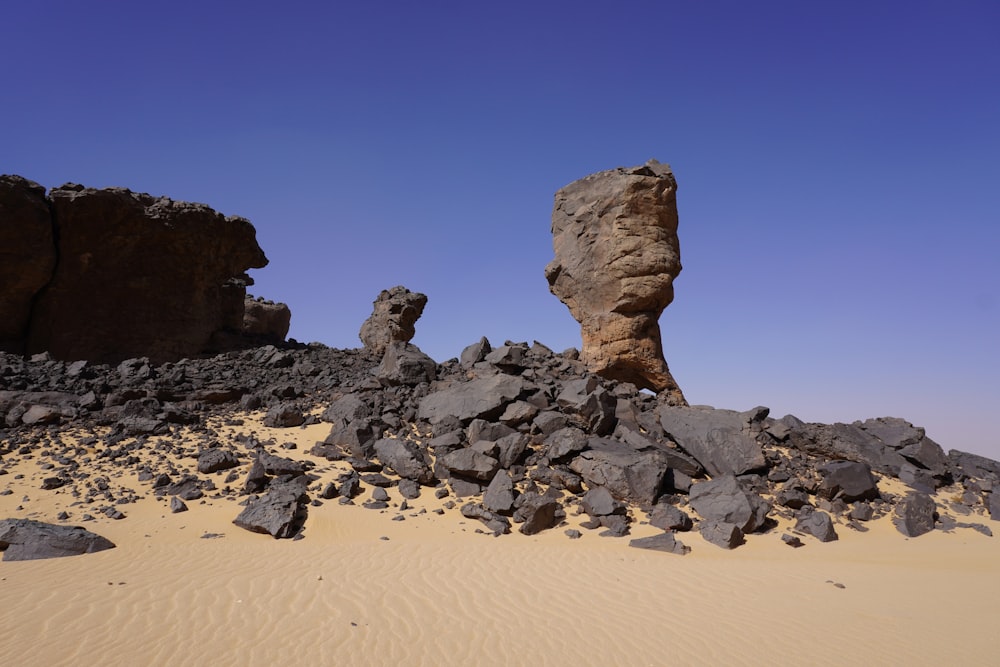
[2, 411, 998, 667]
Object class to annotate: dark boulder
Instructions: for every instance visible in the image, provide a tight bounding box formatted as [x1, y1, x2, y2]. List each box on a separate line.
[233, 476, 309, 539]
[482, 469, 516, 513]
[417, 374, 526, 424]
[794, 507, 838, 542]
[514, 493, 562, 535]
[688, 474, 770, 533]
[437, 448, 500, 482]
[197, 448, 240, 474]
[241, 295, 290, 342]
[699, 521, 744, 549]
[556, 377, 616, 436]
[375, 342, 436, 386]
[647, 504, 692, 532]
[0, 518, 115, 561]
[657, 405, 767, 477]
[263, 403, 305, 428]
[894, 493, 937, 538]
[373, 437, 435, 485]
[460, 503, 510, 535]
[628, 532, 690, 555]
[570, 437, 669, 506]
[816, 460, 879, 502]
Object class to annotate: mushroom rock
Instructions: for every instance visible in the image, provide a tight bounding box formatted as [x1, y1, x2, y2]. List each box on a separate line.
[544, 160, 686, 404]
[359, 286, 428, 355]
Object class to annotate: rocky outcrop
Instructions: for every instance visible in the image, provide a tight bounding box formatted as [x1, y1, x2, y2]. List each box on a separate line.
[0, 176, 55, 353]
[359, 286, 427, 355]
[0, 518, 116, 561]
[0, 175, 287, 363]
[545, 160, 686, 403]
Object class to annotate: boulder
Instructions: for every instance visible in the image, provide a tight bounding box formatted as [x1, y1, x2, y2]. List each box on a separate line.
[785, 421, 908, 476]
[816, 460, 879, 502]
[544, 160, 686, 401]
[894, 493, 937, 538]
[556, 377, 617, 436]
[699, 521, 744, 549]
[437, 448, 500, 482]
[359, 286, 427, 355]
[233, 476, 309, 539]
[197, 448, 240, 474]
[794, 507, 838, 542]
[241, 296, 290, 342]
[570, 438, 669, 506]
[582, 486, 626, 517]
[0, 518, 115, 561]
[949, 450, 1000, 481]
[0, 175, 55, 354]
[417, 374, 526, 424]
[688, 474, 770, 533]
[27, 182, 268, 364]
[263, 403, 305, 428]
[482, 469, 516, 513]
[647, 504, 693, 532]
[657, 405, 767, 477]
[989, 492, 1000, 521]
[460, 503, 510, 535]
[373, 437, 435, 485]
[375, 342, 436, 386]
[514, 493, 562, 535]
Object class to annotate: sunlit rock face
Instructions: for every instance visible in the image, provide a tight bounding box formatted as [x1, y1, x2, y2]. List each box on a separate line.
[545, 160, 686, 404]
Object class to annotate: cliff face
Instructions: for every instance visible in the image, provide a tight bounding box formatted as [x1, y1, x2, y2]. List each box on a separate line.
[0, 175, 285, 364]
[545, 160, 686, 403]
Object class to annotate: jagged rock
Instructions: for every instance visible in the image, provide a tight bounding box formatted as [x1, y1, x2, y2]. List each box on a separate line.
[257, 451, 311, 477]
[628, 532, 690, 555]
[373, 437, 435, 485]
[894, 492, 937, 537]
[699, 521, 744, 549]
[949, 450, 1000, 481]
[688, 474, 770, 533]
[263, 403, 305, 428]
[375, 342, 436, 386]
[514, 493, 562, 535]
[170, 496, 188, 513]
[816, 460, 879, 502]
[417, 374, 526, 424]
[544, 160, 686, 401]
[657, 405, 767, 477]
[0, 518, 115, 561]
[0, 176, 55, 354]
[544, 427, 590, 461]
[795, 507, 838, 542]
[483, 469, 516, 513]
[359, 286, 427, 355]
[460, 502, 510, 535]
[197, 448, 240, 474]
[437, 448, 500, 482]
[582, 486, 625, 517]
[785, 421, 909, 476]
[460, 336, 492, 367]
[556, 377, 617, 436]
[570, 438, 669, 506]
[25, 181, 268, 364]
[647, 504, 693, 532]
[233, 476, 309, 539]
[322, 419, 376, 460]
[989, 492, 1000, 521]
[850, 502, 874, 522]
[242, 296, 290, 342]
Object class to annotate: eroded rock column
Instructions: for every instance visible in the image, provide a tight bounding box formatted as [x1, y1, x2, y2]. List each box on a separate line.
[545, 160, 686, 404]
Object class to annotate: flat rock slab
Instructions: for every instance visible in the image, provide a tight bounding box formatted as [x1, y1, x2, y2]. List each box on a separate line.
[0, 518, 116, 561]
[658, 405, 766, 477]
[628, 532, 690, 555]
[417, 374, 526, 424]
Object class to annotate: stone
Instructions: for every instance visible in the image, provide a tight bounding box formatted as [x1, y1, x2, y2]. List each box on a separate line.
[794, 507, 838, 542]
[373, 437, 435, 485]
[816, 460, 879, 502]
[197, 448, 240, 474]
[781, 533, 804, 548]
[894, 493, 937, 538]
[647, 504, 693, 532]
[544, 427, 589, 461]
[570, 438, 669, 506]
[375, 342, 436, 386]
[699, 521, 744, 549]
[657, 405, 767, 477]
[233, 476, 309, 539]
[170, 496, 188, 513]
[25, 181, 269, 364]
[0, 176, 56, 354]
[241, 296, 290, 342]
[460, 503, 510, 535]
[460, 336, 492, 367]
[514, 493, 562, 535]
[949, 450, 1000, 481]
[688, 474, 770, 533]
[544, 160, 686, 400]
[263, 404, 305, 428]
[359, 286, 427, 355]
[437, 448, 500, 482]
[417, 374, 526, 424]
[556, 377, 617, 436]
[0, 518, 115, 561]
[482, 470, 516, 513]
[628, 532, 690, 555]
[785, 421, 908, 476]
[582, 486, 625, 517]
[989, 492, 1000, 521]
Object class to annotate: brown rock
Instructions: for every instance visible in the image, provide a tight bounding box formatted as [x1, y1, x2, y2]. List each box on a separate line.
[242, 295, 291, 342]
[359, 286, 427, 355]
[26, 183, 268, 364]
[0, 175, 55, 353]
[545, 160, 686, 402]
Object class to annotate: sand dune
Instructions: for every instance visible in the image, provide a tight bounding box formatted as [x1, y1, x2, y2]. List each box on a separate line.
[2, 414, 998, 666]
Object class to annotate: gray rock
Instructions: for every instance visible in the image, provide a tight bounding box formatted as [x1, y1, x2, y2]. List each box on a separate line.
[786, 421, 908, 476]
[570, 438, 669, 506]
[460, 503, 510, 535]
[375, 342, 436, 386]
[233, 476, 309, 539]
[438, 448, 501, 482]
[629, 532, 690, 555]
[263, 403, 305, 428]
[688, 474, 770, 533]
[816, 460, 879, 502]
[556, 377, 616, 436]
[657, 405, 767, 477]
[647, 504, 692, 532]
[460, 336, 492, 367]
[949, 449, 1000, 481]
[894, 493, 937, 537]
[417, 374, 526, 424]
[514, 494, 562, 535]
[321, 393, 371, 424]
[373, 437, 434, 484]
[197, 448, 240, 474]
[582, 486, 624, 517]
[544, 427, 589, 461]
[699, 521, 744, 549]
[483, 470, 516, 514]
[170, 496, 188, 513]
[989, 492, 1000, 521]
[795, 507, 838, 542]
[0, 518, 115, 561]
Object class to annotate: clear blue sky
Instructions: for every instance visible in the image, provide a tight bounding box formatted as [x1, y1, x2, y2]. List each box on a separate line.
[4, 1, 998, 459]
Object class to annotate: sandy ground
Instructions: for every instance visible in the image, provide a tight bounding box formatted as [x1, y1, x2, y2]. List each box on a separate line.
[2, 412, 998, 666]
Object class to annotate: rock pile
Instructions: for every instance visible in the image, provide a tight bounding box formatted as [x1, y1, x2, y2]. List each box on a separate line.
[545, 160, 686, 403]
[0, 175, 288, 363]
[2, 324, 997, 555]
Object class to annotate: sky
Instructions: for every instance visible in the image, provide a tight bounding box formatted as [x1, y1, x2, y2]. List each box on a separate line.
[3, 1, 998, 459]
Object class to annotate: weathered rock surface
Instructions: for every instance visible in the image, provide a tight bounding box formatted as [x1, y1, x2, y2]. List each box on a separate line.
[359, 286, 427, 355]
[794, 507, 838, 542]
[0, 518, 115, 561]
[658, 405, 767, 477]
[688, 474, 770, 533]
[544, 160, 686, 402]
[233, 476, 309, 539]
[894, 492, 937, 538]
[629, 532, 690, 555]
[0, 176, 55, 354]
[816, 460, 879, 502]
[242, 296, 291, 342]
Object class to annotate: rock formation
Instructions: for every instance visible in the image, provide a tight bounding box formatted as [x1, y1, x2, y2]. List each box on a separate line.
[545, 160, 686, 403]
[242, 296, 292, 342]
[0, 176, 55, 353]
[0, 175, 287, 364]
[359, 286, 427, 355]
